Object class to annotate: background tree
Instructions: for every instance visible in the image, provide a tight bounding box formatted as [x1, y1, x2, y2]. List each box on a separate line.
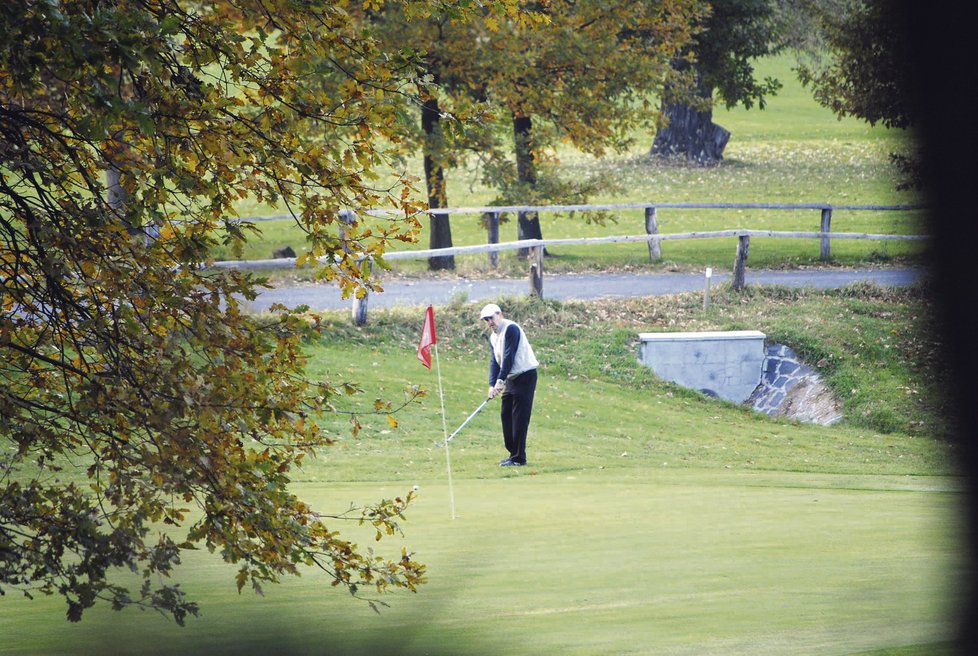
[650, 0, 783, 164]
[371, 6, 464, 271]
[443, 0, 702, 245]
[369, 4, 540, 271]
[792, 0, 919, 186]
[0, 0, 509, 623]
[419, 70, 456, 270]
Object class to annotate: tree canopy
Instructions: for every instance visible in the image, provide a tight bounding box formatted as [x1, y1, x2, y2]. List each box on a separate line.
[794, 0, 914, 130]
[792, 0, 919, 186]
[417, 0, 702, 242]
[368, 3, 546, 269]
[0, 0, 518, 623]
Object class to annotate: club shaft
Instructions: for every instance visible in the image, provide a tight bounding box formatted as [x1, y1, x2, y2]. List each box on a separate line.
[445, 398, 491, 444]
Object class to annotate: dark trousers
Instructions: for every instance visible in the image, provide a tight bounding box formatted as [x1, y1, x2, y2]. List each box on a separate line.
[500, 369, 537, 464]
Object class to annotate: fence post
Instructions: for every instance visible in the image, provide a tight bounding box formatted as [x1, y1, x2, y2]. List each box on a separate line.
[486, 211, 499, 268]
[644, 206, 661, 261]
[339, 209, 370, 325]
[352, 258, 370, 326]
[820, 208, 833, 260]
[732, 234, 750, 291]
[529, 244, 544, 298]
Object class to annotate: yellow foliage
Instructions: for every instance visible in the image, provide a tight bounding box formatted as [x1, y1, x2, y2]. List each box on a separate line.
[1, 0, 446, 624]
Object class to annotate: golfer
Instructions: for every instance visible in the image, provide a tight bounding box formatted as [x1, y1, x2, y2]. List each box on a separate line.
[480, 303, 539, 467]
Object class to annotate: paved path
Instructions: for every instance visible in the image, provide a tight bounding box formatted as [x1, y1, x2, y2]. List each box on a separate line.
[243, 267, 925, 313]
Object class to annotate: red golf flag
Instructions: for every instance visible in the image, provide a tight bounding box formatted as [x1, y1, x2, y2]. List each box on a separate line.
[417, 305, 436, 369]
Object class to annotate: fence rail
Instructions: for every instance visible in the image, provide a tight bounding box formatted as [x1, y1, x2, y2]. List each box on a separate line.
[214, 202, 925, 324]
[244, 201, 918, 220]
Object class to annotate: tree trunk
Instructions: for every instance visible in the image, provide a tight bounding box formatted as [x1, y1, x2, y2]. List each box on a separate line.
[422, 89, 454, 271]
[106, 155, 145, 242]
[650, 78, 730, 165]
[512, 113, 544, 256]
[106, 165, 127, 215]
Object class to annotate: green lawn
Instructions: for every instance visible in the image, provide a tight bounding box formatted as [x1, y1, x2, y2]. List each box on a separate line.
[0, 472, 961, 656]
[0, 288, 965, 656]
[219, 53, 922, 276]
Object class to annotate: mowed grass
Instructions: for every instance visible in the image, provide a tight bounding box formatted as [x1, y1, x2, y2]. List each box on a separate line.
[0, 287, 965, 656]
[1, 475, 959, 656]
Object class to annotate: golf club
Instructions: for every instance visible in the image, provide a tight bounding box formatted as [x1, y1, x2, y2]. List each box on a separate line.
[436, 396, 493, 447]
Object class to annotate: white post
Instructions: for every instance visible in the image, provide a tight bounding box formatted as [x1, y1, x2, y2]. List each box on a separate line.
[433, 343, 455, 520]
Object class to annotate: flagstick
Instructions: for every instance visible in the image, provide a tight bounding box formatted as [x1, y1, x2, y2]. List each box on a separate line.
[433, 342, 455, 519]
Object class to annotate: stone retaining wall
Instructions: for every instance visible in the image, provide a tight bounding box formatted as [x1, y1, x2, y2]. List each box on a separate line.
[637, 332, 843, 425]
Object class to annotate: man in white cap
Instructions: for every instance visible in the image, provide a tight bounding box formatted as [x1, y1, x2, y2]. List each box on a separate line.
[479, 303, 539, 466]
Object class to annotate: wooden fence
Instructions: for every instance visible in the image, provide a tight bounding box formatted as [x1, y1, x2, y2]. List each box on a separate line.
[215, 202, 925, 324]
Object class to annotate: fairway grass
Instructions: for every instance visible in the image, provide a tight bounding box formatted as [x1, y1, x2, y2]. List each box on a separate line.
[0, 471, 963, 656]
[1, 287, 959, 655]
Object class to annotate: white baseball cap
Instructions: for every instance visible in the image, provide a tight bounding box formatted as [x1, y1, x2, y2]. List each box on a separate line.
[479, 303, 501, 319]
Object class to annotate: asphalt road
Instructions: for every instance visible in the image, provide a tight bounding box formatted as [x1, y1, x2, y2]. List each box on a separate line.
[242, 266, 925, 313]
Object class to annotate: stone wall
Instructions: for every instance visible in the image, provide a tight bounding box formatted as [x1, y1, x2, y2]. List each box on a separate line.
[637, 332, 843, 426]
[747, 344, 843, 425]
